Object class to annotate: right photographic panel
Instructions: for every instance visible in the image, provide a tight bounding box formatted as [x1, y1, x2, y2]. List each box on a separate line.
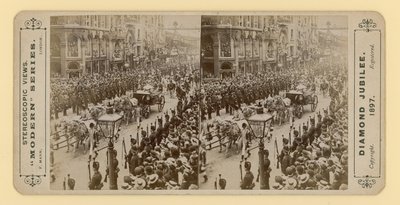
[199, 15, 349, 191]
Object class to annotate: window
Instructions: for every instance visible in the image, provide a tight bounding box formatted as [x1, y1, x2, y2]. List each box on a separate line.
[219, 32, 232, 57]
[113, 41, 123, 60]
[239, 16, 243, 26]
[246, 16, 251, 27]
[92, 16, 98, 27]
[85, 39, 91, 57]
[267, 42, 274, 59]
[201, 35, 214, 57]
[290, 46, 294, 56]
[245, 38, 252, 57]
[253, 40, 259, 57]
[291, 29, 293, 40]
[238, 38, 244, 57]
[85, 15, 91, 27]
[137, 46, 141, 56]
[100, 38, 106, 56]
[93, 37, 100, 57]
[100, 16, 105, 28]
[67, 35, 79, 57]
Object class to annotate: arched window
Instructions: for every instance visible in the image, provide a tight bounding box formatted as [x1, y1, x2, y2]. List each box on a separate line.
[113, 40, 123, 60]
[68, 62, 80, 78]
[221, 62, 232, 70]
[67, 34, 80, 57]
[68, 61, 80, 70]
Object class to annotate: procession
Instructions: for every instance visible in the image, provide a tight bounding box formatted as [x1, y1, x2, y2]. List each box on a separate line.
[49, 15, 202, 190]
[48, 14, 350, 192]
[198, 15, 349, 190]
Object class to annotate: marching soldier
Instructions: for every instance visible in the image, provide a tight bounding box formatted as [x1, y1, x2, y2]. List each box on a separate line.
[240, 161, 255, 190]
[89, 161, 103, 190]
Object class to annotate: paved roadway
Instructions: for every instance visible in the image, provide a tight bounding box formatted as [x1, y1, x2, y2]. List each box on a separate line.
[199, 93, 331, 190]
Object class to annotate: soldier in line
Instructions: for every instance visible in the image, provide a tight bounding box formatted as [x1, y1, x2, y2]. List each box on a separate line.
[240, 161, 255, 190]
[88, 161, 103, 190]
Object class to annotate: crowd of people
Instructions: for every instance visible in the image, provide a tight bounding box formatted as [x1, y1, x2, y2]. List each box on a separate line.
[84, 67, 202, 190]
[271, 68, 348, 190]
[198, 60, 349, 190]
[120, 89, 201, 190]
[199, 63, 329, 121]
[51, 56, 349, 191]
[50, 63, 199, 119]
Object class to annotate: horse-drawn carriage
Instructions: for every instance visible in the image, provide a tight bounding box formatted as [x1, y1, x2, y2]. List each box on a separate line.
[285, 90, 318, 118]
[132, 90, 165, 119]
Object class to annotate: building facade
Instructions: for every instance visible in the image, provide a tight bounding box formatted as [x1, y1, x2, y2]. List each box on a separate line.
[200, 15, 318, 78]
[50, 15, 165, 78]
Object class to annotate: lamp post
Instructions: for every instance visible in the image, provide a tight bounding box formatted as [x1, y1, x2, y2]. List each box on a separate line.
[97, 113, 122, 190]
[106, 138, 117, 190]
[245, 108, 273, 190]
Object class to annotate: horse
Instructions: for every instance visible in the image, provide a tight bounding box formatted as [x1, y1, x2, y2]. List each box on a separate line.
[59, 120, 89, 153]
[215, 121, 242, 153]
[273, 96, 290, 126]
[117, 98, 136, 126]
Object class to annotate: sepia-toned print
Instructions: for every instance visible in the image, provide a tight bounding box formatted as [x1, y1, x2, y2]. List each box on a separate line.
[199, 15, 349, 191]
[48, 15, 201, 191]
[13, 11, 384, 194]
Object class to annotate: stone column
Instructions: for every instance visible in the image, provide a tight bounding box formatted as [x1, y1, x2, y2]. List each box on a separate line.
[60, 32, 67, 78]
[81, 40, 86, 75]
[211, 32, 219, 78]
[233, 31, 240, 75]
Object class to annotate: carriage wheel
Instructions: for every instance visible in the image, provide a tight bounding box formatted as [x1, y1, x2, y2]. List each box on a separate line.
[144, 105, 150, 118]
[297, 105, 303, 119]
[311, 95, 318, 112]
[158, 96, 165, 112]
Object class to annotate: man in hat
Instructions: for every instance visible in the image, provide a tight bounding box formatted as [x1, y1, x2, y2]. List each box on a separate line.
[280, 146, 291, 175]
[149, 125, 157, 147]
[260, 150, 271, 189]
[88, 161, 103, 190]
[240, 161, 255, 190]
[127, 144, 140, 175]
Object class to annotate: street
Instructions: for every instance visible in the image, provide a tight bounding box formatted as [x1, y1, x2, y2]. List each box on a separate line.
[199, 93, 331, 190]
[50, 93, 178, 190]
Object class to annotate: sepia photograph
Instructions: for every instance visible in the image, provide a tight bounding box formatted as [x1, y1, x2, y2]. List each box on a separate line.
[48, 14, 202, 190]
[13, 11, 385, 194]
[199, 15, 349, 190]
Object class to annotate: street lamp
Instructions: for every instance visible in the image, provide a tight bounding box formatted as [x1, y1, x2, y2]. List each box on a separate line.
[96, 112, 122, 190]
[245, 107, 273, 190]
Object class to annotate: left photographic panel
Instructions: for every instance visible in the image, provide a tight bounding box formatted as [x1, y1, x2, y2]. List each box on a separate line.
[47, 14, 201, 191]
